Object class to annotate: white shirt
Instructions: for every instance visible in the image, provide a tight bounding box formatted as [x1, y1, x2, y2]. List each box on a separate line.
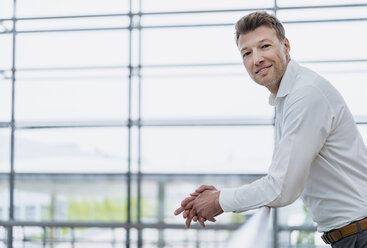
[219, 60, 367, 232]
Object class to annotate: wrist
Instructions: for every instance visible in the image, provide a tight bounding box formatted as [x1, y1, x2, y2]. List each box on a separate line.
[215, 190, 224, 213]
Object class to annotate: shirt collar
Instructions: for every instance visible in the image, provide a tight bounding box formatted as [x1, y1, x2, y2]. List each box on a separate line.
[268, 59, 299, 106]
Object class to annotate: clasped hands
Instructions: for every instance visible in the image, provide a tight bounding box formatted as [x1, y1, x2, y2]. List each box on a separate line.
[174, 185, 224, 228]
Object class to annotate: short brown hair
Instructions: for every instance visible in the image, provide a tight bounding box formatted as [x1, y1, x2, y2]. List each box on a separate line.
[235, 11, 285, 45]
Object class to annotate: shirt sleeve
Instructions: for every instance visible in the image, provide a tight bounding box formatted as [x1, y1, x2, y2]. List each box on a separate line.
[219, 85, 334, 212]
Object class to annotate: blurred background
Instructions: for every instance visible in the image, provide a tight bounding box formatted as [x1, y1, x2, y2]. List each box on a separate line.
[1, 0, 367, 247]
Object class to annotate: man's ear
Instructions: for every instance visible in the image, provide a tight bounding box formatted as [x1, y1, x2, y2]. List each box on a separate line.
[283, 37, 291, 57]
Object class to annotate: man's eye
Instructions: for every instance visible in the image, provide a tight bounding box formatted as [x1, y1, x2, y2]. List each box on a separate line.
[243, 52, 251, 58]
[262, 44, 271, 48]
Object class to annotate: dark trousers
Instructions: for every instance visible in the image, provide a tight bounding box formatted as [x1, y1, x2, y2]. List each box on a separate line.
[331, 230, 367, 248]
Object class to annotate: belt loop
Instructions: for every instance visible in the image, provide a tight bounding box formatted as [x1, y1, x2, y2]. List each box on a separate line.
[356, 221, 362, 233]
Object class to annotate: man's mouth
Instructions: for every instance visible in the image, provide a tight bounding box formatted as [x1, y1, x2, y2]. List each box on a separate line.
[256, 65, 272, 74]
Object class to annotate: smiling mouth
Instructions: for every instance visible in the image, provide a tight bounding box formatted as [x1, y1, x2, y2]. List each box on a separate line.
[256, 65, 272, 74]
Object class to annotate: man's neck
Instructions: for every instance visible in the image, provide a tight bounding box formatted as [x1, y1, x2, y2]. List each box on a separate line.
[268, 83, 280, 96]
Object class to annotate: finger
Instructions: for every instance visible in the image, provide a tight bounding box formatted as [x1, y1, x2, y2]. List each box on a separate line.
[193, 216, 198, 222]
[201, 216, 216, 222]
[195, 185, 216, 194]
[186, 208, 197, 228]
[185, 216, 192, 228]
[199, 219, 206, 228]
[188, 208, 196, 220]
[182, 201, 194, 214]
[186, 200, 194, 208]
[183, 209, 190, 218]
[208, 217, 216, 222]
[200, 217, 214, 223]
[174, 206, 185, 216]
[181, 196, 196, 207]
[178, 199, 195, 217]
[190, 192, 199, 197]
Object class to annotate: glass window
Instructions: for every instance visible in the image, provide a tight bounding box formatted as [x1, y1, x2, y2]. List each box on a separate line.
[156, 228, 229, 247]
[0, 0, 13, 19]
[278, 0, 367, 7]
[2, 1, 367, 247]
[0, 226, 6, 242]
[141, 11, 252, 27]
[278, 6, 367, 22]
[139, 180, 159, 223]
[0, 20, 13, 33]
[16, 31, 129, 68]
[15, 174, 128, 222]
[141, 26, 240, 65]
[16, 226, 126, 247]
[141, 0, 273, 12]
[17, 16, 130, 32]
[25, 205, 36, 220]
[0, 79, 11, 122]
[16, 0, 129, 17]
[15, 72, 129, 121]
[14, 128, 128, 173]
[14, 206, 20, 219]
[0, 128, 10, 173]
[278, 199, 315, 227]
[285, 22, 367, 61]
[322, 72, 367, 117]
[16, 227, 45, 247]
[141, 126, 273, 173]
[142, 66, 273, 119]
[0, 175, 8, 220]
[0, 34, 12, 69]
[279, 229, 325, 247]
[358, 126, 367, 145]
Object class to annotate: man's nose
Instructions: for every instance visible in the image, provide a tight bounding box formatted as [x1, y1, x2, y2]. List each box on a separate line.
[253, 50, 264, 65]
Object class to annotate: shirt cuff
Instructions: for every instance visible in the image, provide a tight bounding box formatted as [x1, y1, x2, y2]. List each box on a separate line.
[219, 188, 238, 212]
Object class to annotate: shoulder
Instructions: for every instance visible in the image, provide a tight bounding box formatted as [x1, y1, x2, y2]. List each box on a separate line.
[287, 83, 329, 108]
[288, 66, 335, 107]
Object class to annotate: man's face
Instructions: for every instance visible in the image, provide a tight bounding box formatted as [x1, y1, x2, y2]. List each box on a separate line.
[238, 26, 290, 94]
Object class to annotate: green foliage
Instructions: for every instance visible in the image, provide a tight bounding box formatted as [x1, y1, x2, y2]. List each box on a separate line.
[67, 197, 156, 222]
[121, 197, 157, 222]
[229, 213, 246, 224]
[41, 205, 51, 221]
[296, 231, 315, 245]
[296, 206, 315, 245]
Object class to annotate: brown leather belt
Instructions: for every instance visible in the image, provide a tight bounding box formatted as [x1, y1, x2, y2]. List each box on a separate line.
[321, 217, 367, 244]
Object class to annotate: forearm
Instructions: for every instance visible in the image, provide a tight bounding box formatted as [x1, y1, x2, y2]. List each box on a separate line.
[219, 174, 284, 212]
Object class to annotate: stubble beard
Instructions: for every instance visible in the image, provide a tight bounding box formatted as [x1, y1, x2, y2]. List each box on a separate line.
[259, 52, 288, 94]
[252, 66, 282, 92]
[263, 71, 283, 92]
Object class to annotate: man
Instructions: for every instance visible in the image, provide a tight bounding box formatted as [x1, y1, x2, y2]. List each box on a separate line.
[174, 11, 367, 247]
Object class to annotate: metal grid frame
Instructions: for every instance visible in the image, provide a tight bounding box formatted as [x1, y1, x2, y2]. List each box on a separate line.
[1, 0, 367, 247]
